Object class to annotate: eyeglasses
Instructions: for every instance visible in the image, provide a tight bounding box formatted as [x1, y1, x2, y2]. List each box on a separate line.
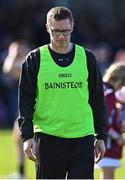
[50, 28, 72, 36]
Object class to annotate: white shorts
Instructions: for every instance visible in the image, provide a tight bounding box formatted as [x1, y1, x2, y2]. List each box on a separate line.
[95, 157, 121, 168]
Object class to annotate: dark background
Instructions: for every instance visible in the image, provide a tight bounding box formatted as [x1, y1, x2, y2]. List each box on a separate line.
[1, 0, 125, 128]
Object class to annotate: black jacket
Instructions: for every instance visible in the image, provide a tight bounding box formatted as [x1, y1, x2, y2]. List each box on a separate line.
[18, 44, 106, 142]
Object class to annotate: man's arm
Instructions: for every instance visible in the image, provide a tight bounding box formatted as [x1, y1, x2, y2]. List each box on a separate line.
[18, 49, 40, 161]
[86, 49, 106, 140]
[18, 48, 40, 141]
[86, 49, 106, 162]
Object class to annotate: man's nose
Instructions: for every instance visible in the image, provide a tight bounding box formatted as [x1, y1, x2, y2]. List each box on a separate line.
[58, 32, 65, 38]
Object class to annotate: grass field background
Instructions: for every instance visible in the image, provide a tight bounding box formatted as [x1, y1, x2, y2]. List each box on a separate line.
[0, 129, 125, 179]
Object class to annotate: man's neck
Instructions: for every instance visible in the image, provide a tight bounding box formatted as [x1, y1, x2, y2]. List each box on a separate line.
[49, 42, 73, 54]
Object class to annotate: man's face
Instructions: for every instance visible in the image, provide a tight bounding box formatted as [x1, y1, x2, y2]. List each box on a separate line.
[46, 19, 73, 48]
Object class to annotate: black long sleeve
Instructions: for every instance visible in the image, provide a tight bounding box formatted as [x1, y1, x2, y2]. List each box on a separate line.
[18, 46, 106, 141]
[18, 49, 40, 141]
[86, 50, 106, 140]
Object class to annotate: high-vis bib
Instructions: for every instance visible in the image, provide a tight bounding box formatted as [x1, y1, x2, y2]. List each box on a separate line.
[33, 44, 95, 138]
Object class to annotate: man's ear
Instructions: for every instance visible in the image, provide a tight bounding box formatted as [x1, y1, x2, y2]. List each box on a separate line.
[46, 24, 50, 33]
[71, 23, 74, 33]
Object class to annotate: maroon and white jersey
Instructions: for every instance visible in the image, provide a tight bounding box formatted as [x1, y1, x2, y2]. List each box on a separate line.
[104, 83, 122, 159]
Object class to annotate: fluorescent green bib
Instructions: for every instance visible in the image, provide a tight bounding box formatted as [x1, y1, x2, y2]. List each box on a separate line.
[33, 44, 95, 138]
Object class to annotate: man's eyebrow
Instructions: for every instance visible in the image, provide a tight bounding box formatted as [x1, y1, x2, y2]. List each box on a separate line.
[51, 28, 71, 31]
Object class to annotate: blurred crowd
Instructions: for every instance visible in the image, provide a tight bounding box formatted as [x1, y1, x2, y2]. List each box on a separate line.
[0, 0, 125, 129]
[0, 0, 52, 128]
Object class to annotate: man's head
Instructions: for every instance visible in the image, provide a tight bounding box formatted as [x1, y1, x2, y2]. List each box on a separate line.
[46, 7, 74, 50]
[46, 6, 74, 25]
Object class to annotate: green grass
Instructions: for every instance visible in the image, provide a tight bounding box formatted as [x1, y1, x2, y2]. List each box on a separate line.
[0, 130, 125, 179]
[0, 129, 35, 179]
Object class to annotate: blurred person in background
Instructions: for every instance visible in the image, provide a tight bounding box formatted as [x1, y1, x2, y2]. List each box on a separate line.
[18, 6, 106, 179]
[114, 49, 125, 63]
[115, 86, 125, 132]
[114, 49, 125, 132]
[96, 62, 125, 179]
[93, 42, 112, 76]
[2, 40, 31, 178]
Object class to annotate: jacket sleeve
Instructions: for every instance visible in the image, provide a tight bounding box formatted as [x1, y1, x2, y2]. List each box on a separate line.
[18, 48, 40, 142]
[86, 49, 106, 140]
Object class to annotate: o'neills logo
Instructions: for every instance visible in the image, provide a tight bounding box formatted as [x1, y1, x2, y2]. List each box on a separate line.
[45, 81, 83, 90]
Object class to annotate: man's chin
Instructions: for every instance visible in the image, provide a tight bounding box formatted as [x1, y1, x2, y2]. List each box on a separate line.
[57, 41, 68, 47]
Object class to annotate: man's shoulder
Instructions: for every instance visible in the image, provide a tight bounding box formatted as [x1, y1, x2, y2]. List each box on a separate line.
[75, 44, 95, 59]
[26, 43, 48, 58]
[84, 48, 95, 58]
[22, 47, 40, 67]
[28, 47, 40, 57]
[84, 47, 96, 65]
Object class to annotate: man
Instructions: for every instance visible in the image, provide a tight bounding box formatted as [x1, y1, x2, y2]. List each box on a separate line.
[18, 6, 106, 179]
